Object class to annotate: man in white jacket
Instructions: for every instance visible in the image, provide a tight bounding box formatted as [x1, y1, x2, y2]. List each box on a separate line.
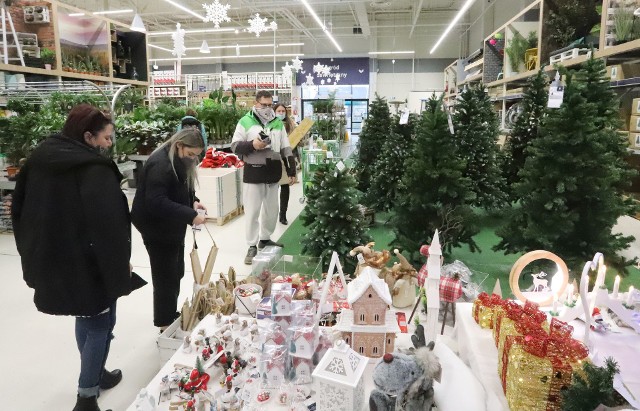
[232, 90, 296, 264]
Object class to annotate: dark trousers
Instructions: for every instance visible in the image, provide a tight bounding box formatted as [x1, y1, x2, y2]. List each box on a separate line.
[280, 183, 290, 217]
[75, 302, 116, 398]
[144, 241, 185, 327]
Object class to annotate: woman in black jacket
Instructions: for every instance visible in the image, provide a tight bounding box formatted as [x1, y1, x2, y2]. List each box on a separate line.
[12, 104, 143, 411]
[131, 128, 206, 331]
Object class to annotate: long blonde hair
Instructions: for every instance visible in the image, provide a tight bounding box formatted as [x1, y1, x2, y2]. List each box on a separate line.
[157, 128, 204, 190]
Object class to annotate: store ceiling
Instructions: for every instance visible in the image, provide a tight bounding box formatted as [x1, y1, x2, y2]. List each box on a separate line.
[59, 0, 468, 59]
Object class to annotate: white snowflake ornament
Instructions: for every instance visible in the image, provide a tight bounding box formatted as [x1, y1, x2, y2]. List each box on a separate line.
[171, 23, 186, 58]
[270, 21, 278, 31]
[202, 0, 231, 28]
[291, 57, 304, 72]
[282, 61, 294, 78]
[305, 73, 315, 86]
[247, 13, 268, 37]
[313, 62, 324, 74]
[319, 65, 332, 77]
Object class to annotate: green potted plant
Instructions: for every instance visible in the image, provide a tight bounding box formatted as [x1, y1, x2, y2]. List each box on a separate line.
[506, 30, 529, 73]
[40, 48, 55, 70]
[613, 7, 635, 44]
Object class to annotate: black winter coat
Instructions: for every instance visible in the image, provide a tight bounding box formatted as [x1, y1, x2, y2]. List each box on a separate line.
[131, 146, 198, 244]
[11, 135, 137, 317]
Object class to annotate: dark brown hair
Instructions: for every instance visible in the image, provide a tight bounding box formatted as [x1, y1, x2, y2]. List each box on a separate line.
[61, 104, 113, 145]
[256, 90, 272, 101]
[273, 103, 292, 134]
[185, 108, 197, 117]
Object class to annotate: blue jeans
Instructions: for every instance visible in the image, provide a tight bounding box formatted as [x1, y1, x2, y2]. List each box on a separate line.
[75, 302, 117, 398]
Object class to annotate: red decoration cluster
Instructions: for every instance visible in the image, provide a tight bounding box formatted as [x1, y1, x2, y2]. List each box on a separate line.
[200, 148, 244, 169]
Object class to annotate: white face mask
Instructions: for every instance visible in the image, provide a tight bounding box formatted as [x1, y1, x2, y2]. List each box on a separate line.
[276, 113, 286, 120]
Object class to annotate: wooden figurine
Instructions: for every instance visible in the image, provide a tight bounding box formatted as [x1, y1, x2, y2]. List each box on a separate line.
[349, 242, 391, 276]
[333, 267, 400, 358]
[389, 249, 418, 308]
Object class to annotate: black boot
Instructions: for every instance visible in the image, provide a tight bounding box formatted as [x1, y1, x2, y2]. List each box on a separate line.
[99, 369, 122, 390]
[279, 212, 288, 225]
[72, 395, 111, 411]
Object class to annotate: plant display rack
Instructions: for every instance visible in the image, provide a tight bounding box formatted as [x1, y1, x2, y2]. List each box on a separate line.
[0, 0, 149, 91]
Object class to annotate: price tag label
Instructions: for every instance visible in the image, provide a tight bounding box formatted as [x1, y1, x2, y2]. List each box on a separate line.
[547, 86, 565, 109]
[399, 110, 410, 125]
[326, 151, 334, 159]
[447, 113, 455, 135]
[357, 253, 365, 264]
[336, 161, 346, 172]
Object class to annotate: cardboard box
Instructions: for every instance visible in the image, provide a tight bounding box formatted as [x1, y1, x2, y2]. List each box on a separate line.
[607, 64, 640, 81]
[607, 65, 624, 80]
[631, 115, 640, 132]
[632, 98, 640, 115]
[630, 132, 640, 149]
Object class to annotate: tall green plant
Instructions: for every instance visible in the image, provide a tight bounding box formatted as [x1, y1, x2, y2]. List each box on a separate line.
[613, 7, 635, 42]
[506, 31, 529, 72]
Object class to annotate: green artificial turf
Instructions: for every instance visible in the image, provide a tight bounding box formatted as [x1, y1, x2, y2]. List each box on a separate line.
[277, 209, 640, 296]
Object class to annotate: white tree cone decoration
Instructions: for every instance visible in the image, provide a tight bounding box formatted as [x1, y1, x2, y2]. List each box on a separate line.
[493, 278, 502, 298]
[171, 23, 186, 59]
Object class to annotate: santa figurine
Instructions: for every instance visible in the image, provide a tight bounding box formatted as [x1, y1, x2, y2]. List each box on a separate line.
[417, 245, 430, 288]
[590, 307, 610, 333]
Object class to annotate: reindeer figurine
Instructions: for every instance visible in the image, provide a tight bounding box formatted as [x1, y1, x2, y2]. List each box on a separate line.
[388, 250, 418, 308]
[531, 271, 549, 292]
[350, 242, 391, 277]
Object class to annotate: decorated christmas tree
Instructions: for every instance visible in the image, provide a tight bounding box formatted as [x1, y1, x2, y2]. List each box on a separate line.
[454, 85, 507, 209]
[392, 96, 479, 264]
[363, 113, 418, 211]
[502, 69, 548, 201]
[354, 94, 392, 193]
[495, 56, 637, 268]
[301, 162, 371, 270]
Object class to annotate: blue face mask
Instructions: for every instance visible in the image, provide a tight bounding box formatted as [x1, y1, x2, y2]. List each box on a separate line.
[276, 113, 286, 120]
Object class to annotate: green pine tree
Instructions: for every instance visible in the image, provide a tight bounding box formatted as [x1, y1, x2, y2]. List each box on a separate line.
[363, 113, 418, 211]
[495, 56, 637, 269]
[301, 162, 371, 270]
[195, 356, 205, 374]
[502, 69, 549, 201]
[355, 94, 392, 193]
[561, 358, 624, 411]
[454, 85, 507, 209]
[392, 96, 479, 265]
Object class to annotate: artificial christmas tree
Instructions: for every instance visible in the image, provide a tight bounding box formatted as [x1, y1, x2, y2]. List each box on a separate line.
[363, 114, 417, 211]
[354, 94, 392, 193]
[495, 56, 637, 269]
[392, 96, 479, 265]
[301, 162, 371, 270]
[561, 358, 626, 411]
[501, 69, 548, 202]
[454, 85, 507, 209]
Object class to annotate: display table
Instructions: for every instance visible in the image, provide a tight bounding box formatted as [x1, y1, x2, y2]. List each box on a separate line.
[127, 311, 488, 411]
[454, 302, 640, 410]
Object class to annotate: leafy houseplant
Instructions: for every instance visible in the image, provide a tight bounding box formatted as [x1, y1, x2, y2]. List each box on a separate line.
[613, 7, 635, 43]
[506, 31, 529, 72]
[40, 48, 55, 69]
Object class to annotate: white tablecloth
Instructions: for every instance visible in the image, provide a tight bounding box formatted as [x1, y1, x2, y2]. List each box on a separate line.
[454, 302, 640, 410]
[128, 312, 488, 411]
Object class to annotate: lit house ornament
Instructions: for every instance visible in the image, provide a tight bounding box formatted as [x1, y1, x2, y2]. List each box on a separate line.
[312, 340, 368, 411]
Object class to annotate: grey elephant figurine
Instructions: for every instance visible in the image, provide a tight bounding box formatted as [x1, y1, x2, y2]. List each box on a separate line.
[369, 342, 441, 411]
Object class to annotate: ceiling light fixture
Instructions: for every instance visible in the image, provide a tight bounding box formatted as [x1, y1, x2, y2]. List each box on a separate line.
[199, 40, 210, 53]
[279, 43, 304, 47]
[148, 27, 235, 36]
[130, 13, 146, 32]
[299, 0, 342, 52]
[430, 0, 477, 54]
[160, 0, 206, 21]
[69, 9, 133, 17]
[149, 44, 173, 52]
[368, 51, 414, 55]
[153, 53, 304, 62]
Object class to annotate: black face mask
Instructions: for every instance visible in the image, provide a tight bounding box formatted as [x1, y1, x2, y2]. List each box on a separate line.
[93, 146, 111, 159]
[180, 156, 197, 169]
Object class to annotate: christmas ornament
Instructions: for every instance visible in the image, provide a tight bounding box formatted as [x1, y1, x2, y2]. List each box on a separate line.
[202, 0, 231, 28]
[494, 32, 504, 40]
[489, 38, 497, 46]
[291, 56, 304, 71]
[171, 23, 186, 58]
[305, 73, 315, 86]
[247, 13, 275, 37]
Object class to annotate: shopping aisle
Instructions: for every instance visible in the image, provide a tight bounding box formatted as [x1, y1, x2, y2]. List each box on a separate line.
[0, 178, 305, 410]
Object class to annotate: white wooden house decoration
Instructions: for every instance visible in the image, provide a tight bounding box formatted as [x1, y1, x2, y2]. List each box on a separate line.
[292, 356, 314, 384]
[262, 346, 287, 388]
[425, 229, 442, 343]
[333, 266, 400, 359]
[290, 327, 319, 359]
[272, 290, 292, 316]
[312, 340, 368, 411]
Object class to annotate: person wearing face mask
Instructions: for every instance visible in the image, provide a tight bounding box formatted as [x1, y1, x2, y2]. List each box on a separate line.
[273, 103, 298, 225]
[232, 90, 296, 265]
[131, 129, 206, 332]
[12, 104, 145, 411]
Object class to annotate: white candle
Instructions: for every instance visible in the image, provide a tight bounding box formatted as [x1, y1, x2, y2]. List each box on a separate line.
[612, 275, 620, 299]
[627, 286, 635, 306]
[566, 284, 574, 304]
[553, 294, 559, 313]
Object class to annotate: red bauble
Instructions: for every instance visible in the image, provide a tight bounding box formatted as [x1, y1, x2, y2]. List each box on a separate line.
[489, 38, 497, 46]
[190, 369, 200, 381]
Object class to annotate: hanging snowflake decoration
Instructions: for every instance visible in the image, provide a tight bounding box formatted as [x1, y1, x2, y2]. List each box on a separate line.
[313, 61, 324, 74]
[247, 13, 274, 37]
[171, 23, 186, 58]
[305, 73, 315, 86]
[202, 0, 231, 28]
[319, 65, 332, 77]
[282, 61, 294, 78]
[269, 21, 278, 31]
[291, 56, 304, 72]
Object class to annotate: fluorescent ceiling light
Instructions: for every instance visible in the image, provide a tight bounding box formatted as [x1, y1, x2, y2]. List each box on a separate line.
[183, 42, 304, 50]
[299, 0, 342, 53]
[199, 40, 210, 53]
[161, 0, 205, 20]
[69, 9, 133, 17]
[430, 0, 477, 54]
[279, 43, 304, 46]
[130, 13, 146, 32]
[368, 51, 415, 55]
[149, 44, 173, 52]
[148, 28, 235, 36]
[154, 53, 304, 62]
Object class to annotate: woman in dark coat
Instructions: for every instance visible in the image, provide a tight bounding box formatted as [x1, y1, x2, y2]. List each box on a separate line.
[11, 104, 144, 411]
[131, 128, 206, 331]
